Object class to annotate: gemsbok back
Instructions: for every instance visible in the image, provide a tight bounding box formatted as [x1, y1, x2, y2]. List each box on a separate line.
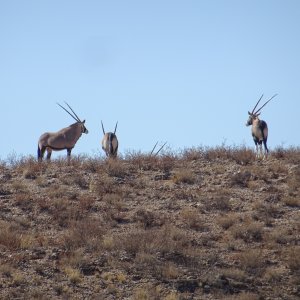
[38, 102, 88, 161]
[101, 121, 118, 158]
[246, 94, 277, 159]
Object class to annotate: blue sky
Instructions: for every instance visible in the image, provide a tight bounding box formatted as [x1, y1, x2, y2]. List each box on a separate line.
[1, 1, 299, 159]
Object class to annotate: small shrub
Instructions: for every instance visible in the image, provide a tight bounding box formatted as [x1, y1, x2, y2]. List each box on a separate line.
[283, 196, 300, 207]
[0, 222, 21, 250]
[105, 159, 127, 178]
[64, 266, 82, 285]
[218, 213, 238, 230]
[134, 209, 164, 229]
[231, 220, 264, 242]
[286, 246, 300, 273]
[230, 171, 251, 187]
[172, 169, 196, 184]
[238, 249, 264, 274]
[180, 208, 207, 231]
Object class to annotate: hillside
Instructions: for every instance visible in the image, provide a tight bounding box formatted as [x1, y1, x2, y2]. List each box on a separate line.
[0, 147, 299, 300]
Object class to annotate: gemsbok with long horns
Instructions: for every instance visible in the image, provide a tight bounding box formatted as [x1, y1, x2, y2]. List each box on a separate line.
[246, 94, 277, 159]
[101, 121, 118, 158]
[38, 102, 88, 161]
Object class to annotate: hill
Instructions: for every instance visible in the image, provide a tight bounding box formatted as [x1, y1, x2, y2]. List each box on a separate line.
[0, 147, 299, 299]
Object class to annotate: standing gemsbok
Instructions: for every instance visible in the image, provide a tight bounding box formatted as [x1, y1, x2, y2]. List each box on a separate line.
[246, 94, 277, 159]
[38, 102, 88, 161]
[101, 121, 118, 158]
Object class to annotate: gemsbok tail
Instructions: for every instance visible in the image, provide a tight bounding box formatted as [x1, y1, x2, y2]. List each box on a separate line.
[37, 144, 41, 161]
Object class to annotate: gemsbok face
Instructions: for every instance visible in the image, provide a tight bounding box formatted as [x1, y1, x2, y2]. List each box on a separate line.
[38, 102, 88, 161]
[101, 121, 118, 158]
[246, 94, 277, 159]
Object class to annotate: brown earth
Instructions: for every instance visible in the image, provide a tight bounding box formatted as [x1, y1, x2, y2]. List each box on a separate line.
[0, 147, 299, 300]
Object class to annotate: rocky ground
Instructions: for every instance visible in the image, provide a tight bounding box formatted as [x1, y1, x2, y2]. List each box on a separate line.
[0, 147, 299, 300]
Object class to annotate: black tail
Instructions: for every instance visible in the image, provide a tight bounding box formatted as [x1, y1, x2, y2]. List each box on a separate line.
[37, 145, 41, 161]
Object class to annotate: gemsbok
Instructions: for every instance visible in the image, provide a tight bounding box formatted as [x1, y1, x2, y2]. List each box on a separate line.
[246, 94, 277, 159]
[101, 121, 118, 158]
[38, 102, 88, 161]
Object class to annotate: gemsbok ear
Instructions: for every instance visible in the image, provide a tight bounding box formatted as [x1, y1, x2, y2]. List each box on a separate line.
[83, 120, 86, 123]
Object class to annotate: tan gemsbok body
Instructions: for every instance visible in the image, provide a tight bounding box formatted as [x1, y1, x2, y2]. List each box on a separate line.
[101, 121, 118, 158]
[38, 102, 88, 161]
[246, 94, 277, 159]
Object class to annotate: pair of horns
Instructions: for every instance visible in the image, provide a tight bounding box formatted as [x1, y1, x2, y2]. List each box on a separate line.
[101, 121, 118, 135]
[251, 94, 278, 115]
[57, 102, 82, 122]
[150, 141, 167, 156]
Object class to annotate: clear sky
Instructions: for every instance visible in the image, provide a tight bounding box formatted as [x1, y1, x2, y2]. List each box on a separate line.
[1, 1, 299, 159]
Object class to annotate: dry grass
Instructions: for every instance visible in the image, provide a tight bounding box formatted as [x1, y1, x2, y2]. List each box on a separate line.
[0, 146, 299, 299]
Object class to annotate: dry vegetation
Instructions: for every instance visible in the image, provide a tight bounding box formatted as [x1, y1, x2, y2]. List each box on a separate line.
[0, 146, 299, 299]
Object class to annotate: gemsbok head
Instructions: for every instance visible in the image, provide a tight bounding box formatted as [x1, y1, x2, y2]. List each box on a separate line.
[101, 121, 118, 158]
[246, 94, 277, 159]
[38, 102, 88, 161]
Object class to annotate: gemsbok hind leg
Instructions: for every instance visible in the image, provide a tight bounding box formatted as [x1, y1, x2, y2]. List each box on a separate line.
[46, 148, 52, 160]
[38, 145, 47, 162]
[263, 140, 269, 159]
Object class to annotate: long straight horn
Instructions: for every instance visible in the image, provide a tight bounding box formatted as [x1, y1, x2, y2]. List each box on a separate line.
[57, 103, 79, 122]
[252, 94, 264, 114]
[64, 101, 81, 122]
[150, 141, 159, 155]
[101, 121, 105, 135]
[154, 142, 167, 156]
[255, 94, 278, 114]
[114, 121, 118, 135]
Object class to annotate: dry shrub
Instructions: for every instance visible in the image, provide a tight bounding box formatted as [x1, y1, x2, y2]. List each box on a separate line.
[133, 284, 162, 300]
[49, 198, 80, 227]
[160, 262, 180, 280]
[225, 292, 260, 300]
[218, 213, 239, 230]
[46, 184, 72, 199]
[11, 180, 29, 193]
[230, 171, 251, 187]
[263, 267, 286, 283]
[105, 159, 128, 178]
[64, 266, 82, 284]
[286, 246, 300, 273]
[14, 193, 33, 211]
[78, 194, 95, 212]
[172, 169, 196, 184]
[0, 264, 14, 277]
[268, 228, 294, 245]
[102, 193, 127, 223]
[0, 221, 21, 250]
[89, 176, 118, 195]
[203, 146, 232, 161]
[62, 218, 104, 251]
[126, 152, 176, 173]
[273, 146, 300, 163]
[181, 147, 204, 161]
[180, 208, 208, 231]
[287, 165, 300, 195]
[238, 249, 264, 274]
[203, 192, 232, 212]
[114, 225, 190, 261]
[221, 268, 247, 282]
[134, 209, 164, 229]
[283, 196, 300, 207]
[22, 160, 44, 179]
[231, 220, 264, 242]
[231, 148, 255, 165]
[252, 201, 282, 225]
